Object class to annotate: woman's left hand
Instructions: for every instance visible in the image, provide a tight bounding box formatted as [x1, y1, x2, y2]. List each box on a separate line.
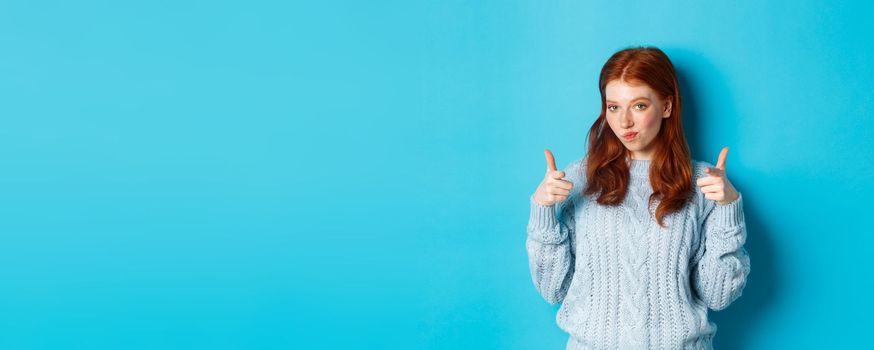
[696, 146, 740, 205]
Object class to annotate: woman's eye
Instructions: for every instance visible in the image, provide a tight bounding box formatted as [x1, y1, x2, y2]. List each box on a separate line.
[607, 105, 617, 111]
[635, 103, 647, 110]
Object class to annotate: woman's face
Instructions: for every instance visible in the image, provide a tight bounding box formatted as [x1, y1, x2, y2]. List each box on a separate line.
[604, 79, 672, 160]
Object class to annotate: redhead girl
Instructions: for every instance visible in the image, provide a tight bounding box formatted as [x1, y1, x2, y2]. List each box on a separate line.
[527, 46, 749, 349]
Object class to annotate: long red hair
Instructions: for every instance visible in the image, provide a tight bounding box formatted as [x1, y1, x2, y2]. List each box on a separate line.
[583, 46, 693, 228]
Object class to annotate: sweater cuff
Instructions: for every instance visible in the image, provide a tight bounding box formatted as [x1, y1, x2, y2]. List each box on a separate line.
[528, 195, 561, 243]
[712, 192, 744, 229]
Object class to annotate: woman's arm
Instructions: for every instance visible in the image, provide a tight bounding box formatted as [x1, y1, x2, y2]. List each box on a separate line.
[690, 192, 751, 311]
[526, 193, 576, 305]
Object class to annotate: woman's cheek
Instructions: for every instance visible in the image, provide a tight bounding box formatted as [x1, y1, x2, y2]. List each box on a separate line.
[639, 112, 659, 131]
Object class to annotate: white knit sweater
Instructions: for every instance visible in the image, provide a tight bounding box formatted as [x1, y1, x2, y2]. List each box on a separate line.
[526, 156, 750, 350]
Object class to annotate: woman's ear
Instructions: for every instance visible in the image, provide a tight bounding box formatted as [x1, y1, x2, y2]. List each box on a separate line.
[663, 97, 672, 118]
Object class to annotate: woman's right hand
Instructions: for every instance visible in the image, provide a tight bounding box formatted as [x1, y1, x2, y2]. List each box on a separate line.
[533, 149, 574, 206]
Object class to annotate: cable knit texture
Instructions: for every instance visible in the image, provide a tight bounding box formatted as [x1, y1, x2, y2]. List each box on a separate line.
[526, 156, 750, 350]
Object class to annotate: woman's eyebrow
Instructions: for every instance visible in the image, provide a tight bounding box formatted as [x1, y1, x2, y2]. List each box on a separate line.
[606, 97, 652, 103]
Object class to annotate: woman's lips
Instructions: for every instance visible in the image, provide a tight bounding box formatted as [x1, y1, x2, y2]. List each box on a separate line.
[623, 132, 638, 141]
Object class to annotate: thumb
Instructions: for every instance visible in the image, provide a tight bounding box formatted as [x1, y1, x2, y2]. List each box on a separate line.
[544, 148, 558, 172]
[715, 146, 728, 170]
[551, 170, 566, 179]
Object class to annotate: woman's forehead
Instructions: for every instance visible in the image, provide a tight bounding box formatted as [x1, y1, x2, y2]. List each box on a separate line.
[605, 80, 655, 101]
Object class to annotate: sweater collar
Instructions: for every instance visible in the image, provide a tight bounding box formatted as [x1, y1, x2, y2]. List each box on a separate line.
[628, 158, 651, 177]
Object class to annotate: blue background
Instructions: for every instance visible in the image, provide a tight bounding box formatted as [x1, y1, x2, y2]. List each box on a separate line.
[1, 0, 872, 349]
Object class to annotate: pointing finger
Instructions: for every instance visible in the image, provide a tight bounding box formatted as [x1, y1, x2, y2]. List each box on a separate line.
[704, 166, 723, 176]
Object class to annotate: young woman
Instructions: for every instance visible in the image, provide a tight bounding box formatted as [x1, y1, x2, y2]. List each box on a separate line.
[526, 46, 750, 350]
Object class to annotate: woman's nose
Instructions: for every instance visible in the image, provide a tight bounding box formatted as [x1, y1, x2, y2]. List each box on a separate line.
[620, 110, 633, 128]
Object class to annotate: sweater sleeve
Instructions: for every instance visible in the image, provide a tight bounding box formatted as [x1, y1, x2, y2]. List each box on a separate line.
[525, 192, 576, 305]
[690, 192, 751, 311]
